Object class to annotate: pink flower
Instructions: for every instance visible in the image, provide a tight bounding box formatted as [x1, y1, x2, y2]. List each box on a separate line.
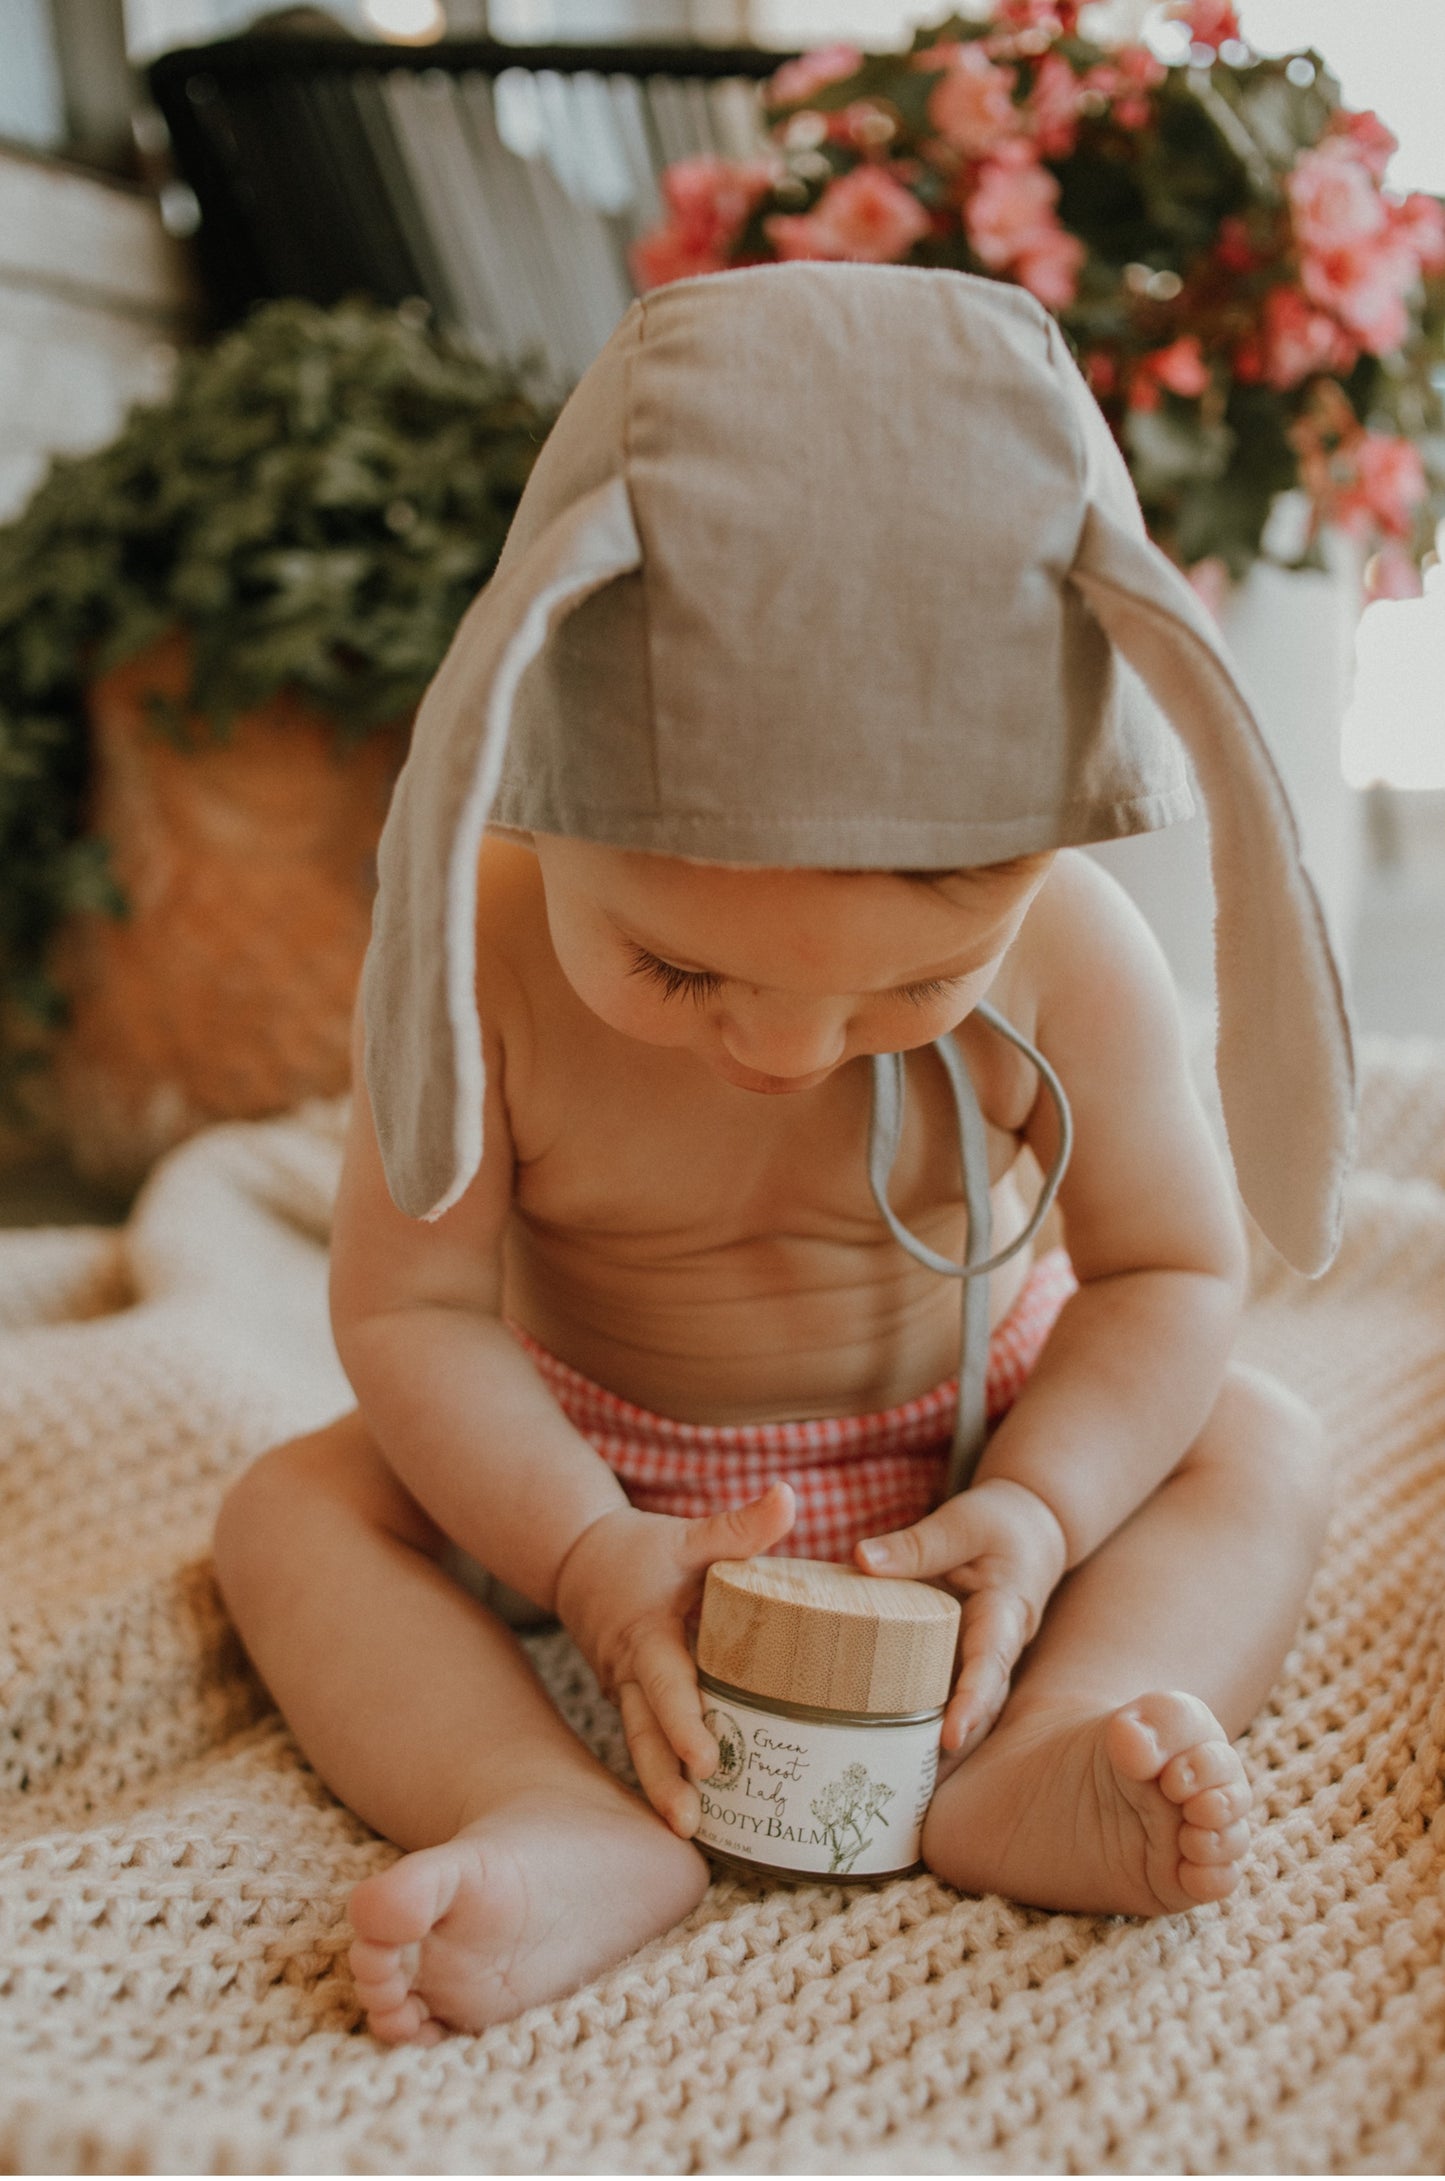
[926, 43, 1020, 159]
[1015, 224, 1086, 307]
[765, 164, 931, 264]
[966, 143, 1084, 305]
[1214, 214, 1259, 272]
[1392, 191, 1445, 277]
[1323, 108, 1399, 185]
[1302, 245, 1411, 354]
[1126, 337, 1211, 411]
[630, 157, 777, 291]
[1288, 143, 1388, 255]
[1365, 543, 1424, 600]
[1078, 47, 1165, 130]
[1169, 0, 1240, 46]
[1287, 143, 1423, 353]
[1147, 335, 1211, 396]
[1028, 50, 1086, 160]
[1331, 432, 1428, 540]
[767, 44, 862, 109]
[630, 226, 725, 289]
[1257, 287, 1359, 389]
[997, 0, 1080, 29]
[662, 157, 775, 236]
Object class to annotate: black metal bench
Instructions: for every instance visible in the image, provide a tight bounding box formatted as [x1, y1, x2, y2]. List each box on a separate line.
[148, 35, 785, 386]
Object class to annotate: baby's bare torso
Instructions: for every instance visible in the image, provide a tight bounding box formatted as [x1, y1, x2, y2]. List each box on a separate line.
[485, 844, 1044, 1423]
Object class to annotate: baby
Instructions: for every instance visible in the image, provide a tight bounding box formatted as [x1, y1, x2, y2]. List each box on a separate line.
[213, 264, 1353, 2046]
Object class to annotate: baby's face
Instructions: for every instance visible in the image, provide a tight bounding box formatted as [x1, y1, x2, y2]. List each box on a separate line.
[533, 837, 1052, 1095]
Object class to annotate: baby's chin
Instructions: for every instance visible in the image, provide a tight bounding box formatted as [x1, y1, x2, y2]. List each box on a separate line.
[709, 1058, 840, 1096]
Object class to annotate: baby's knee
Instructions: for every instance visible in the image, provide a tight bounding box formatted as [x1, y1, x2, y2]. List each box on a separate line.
[214, 1432, 318, 1616]
[213, 1413, 383, 1618]
[1211, 1363, 1333, 1536]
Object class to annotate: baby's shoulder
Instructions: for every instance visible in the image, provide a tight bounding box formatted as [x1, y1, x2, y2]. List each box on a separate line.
[1013, 849, 1172, 1006]
[1004, 848, 1188, 1099]
[978, 851, 1179, 1079]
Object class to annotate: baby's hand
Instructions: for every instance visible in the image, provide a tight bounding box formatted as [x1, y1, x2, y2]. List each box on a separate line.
[553, 1483, 797, 1838]
[855, 1479, 1068, 1756]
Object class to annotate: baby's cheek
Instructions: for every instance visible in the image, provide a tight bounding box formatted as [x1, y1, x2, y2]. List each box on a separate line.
[562, 963, 695, 1050]
[859, 996, 976, 1054]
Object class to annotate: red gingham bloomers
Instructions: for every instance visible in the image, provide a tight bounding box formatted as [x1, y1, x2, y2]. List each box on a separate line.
[508, 1246, 1077, 1564]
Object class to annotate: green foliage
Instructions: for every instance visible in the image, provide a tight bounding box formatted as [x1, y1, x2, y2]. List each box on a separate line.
[0, 296, 555, 1061]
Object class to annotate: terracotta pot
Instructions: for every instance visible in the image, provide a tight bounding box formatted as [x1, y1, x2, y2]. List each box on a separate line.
[50, 632, 408, 1184]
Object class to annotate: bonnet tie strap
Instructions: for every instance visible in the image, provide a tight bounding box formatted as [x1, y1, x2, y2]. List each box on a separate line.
[867, 1001, 1073, 1497]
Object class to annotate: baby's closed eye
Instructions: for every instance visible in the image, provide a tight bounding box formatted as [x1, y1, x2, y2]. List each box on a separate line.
[625, 945, 722, 1005]
[625, 942, 964, 1011]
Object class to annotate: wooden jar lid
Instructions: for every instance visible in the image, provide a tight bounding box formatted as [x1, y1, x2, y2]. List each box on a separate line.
[696, 1557, 961, 1717]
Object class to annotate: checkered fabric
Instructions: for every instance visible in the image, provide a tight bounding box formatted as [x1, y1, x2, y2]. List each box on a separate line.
[507, 1247, 1077, 1563]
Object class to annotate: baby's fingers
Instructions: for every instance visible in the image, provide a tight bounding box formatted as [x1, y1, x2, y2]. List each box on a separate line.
[856, 1496, 973, 1584]
[942, 1589, 1030, 1752]
[629, 1627, 719, 1780]
[618, 1681, 700, 1838]
[680, 1481, 796, 1573]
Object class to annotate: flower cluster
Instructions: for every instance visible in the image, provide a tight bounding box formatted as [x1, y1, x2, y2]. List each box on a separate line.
[632, 2, 1445, 594]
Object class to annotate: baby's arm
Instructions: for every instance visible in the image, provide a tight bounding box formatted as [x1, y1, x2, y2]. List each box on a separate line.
[329, 1000, 630, 1612]
[859, 856, 1248, 1746]
[329, 1001, 793, 1834]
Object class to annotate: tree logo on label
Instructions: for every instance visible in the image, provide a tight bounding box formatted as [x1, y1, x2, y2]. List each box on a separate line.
[700, 1707, 746, 1790]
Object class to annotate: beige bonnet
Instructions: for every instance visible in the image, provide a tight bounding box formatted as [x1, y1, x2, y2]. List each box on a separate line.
[362, 261, 1354, 1275]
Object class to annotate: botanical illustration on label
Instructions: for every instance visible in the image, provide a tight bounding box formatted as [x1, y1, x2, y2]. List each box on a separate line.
[810, 1761, 896, 1874]
[690, 1694, 940, 1878]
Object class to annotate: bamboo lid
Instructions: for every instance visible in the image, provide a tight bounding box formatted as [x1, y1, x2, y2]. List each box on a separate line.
[696, 1557, 961, 1717]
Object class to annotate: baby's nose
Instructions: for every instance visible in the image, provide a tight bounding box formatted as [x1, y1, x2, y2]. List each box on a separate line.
[720, 998, 848, 1079]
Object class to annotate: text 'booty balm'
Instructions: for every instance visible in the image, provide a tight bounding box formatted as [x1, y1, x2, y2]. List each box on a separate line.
[689, 1557, 961, 1882]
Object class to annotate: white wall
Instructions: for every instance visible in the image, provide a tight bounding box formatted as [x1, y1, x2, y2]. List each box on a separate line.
[0, 149, 195, 521]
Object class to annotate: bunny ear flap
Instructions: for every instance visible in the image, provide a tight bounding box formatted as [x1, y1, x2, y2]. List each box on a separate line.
[1069, 500, 1355, 1276]
[362, 475, 643, 1222]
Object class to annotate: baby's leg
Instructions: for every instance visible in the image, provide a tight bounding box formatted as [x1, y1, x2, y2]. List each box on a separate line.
[922, 1365, 1331, 1917]
[213, 1415, 709, 2042]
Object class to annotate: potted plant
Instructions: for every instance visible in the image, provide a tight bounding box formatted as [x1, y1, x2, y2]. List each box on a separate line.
[0, 296, 553, 1182]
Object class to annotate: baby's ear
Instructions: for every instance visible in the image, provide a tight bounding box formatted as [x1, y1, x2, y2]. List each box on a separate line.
[1068, 500, 1354, 1279]
[361, 475, 642, 1225]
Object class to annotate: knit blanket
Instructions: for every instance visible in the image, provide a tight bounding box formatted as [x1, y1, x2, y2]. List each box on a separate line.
[1, 1039, 1442, 2176]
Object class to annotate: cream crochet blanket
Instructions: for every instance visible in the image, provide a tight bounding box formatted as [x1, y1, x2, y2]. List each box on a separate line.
[1, 1040, 1442, 2175]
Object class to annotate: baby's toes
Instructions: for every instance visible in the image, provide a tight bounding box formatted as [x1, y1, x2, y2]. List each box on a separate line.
[1180, 1777, 1251, 1832]
[1159, 1738, 1243, 1807]
[349, 1933, 415, 2009]
[1176, 1814, 1251, 1904]
[1179, 1815, 1250, 1867]
[1175, 1855, 1245, 1904]
[367, 1994, 448, 2046]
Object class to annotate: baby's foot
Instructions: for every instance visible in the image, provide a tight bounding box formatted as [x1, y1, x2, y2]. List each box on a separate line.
[347, 1785, 710, 2043]
[923, 1688, 1252, 1918]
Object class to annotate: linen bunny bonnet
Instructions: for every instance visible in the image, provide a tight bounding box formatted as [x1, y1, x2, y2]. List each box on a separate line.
[362, 260, 1354, 1278]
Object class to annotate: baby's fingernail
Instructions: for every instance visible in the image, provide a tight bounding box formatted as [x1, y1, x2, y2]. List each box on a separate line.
[858, 1541, 888, 1569]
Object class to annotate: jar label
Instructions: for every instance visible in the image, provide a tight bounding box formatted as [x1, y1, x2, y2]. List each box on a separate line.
[688, 1692, 941, 1878]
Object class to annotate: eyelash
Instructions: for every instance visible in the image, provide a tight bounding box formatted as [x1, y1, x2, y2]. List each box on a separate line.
[626, 946, 723, 1005]
[626, 946, 962, 1011]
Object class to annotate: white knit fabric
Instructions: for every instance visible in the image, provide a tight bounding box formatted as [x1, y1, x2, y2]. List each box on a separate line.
[0, 1040, 1442, 2174]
